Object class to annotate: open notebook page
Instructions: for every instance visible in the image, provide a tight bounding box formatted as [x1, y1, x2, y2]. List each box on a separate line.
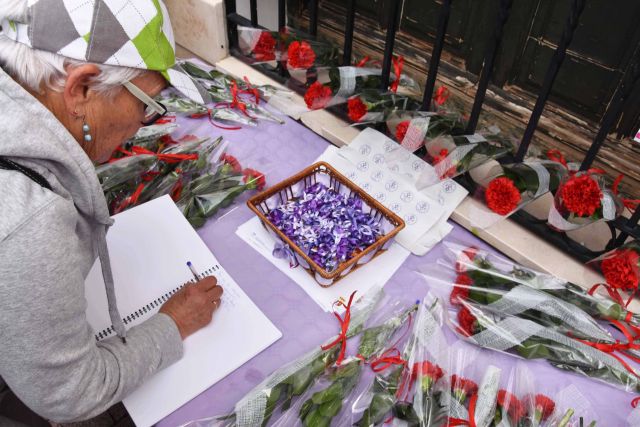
[84, 195, 281, 427]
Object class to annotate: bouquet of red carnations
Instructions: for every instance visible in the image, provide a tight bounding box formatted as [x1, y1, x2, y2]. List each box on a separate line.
[588, 239, 640, 309]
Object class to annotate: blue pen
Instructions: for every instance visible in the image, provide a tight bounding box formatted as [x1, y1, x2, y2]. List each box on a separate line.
[186, 261, 200, 281]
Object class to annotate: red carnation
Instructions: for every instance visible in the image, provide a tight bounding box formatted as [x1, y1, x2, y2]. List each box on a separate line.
[450, 375, 478, 401]
[457, 306, 478, 337]
[560, 174, 602, 217]
[303, 81, 333, 109]
[243, 168, 266, 191]
[450, 286, 470, 306]
[532, 394, 556, 421]
[395, 121, 410, 142]
[347, 97, 368, 122]
[601, 249, 640, 292]
[412, 361, 444, 392]
[253, 32, 276, 61]
[219, 153, 242, 173]
[497, 390, 527, 422]
[455, 246, 479, 273]
[485, 176, 522, 216]
[287, 41, 316, 69]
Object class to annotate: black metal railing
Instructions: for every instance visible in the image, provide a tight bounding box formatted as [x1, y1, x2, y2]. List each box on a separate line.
[223, 0, 640, 263]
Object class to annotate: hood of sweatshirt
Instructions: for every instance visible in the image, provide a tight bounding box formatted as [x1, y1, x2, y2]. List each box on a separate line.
[0, 67, 127, 339]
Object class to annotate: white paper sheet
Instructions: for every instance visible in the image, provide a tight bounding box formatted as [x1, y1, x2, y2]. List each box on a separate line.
[84, 196, 281, 427]
[319, 128, 468, 255]
[236, 217, 410, 312]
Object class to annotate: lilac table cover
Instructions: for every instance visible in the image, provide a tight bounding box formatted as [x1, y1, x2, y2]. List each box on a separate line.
[157, 111, 635, 426]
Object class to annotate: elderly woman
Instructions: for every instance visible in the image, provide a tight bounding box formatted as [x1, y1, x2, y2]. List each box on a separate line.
[0, 1, 223, 424]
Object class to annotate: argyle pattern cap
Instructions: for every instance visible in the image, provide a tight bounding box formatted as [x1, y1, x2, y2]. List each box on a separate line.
[1, 0, 210, 104]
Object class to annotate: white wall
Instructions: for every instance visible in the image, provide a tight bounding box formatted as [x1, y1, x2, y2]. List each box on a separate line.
[236, 0, 280, 31]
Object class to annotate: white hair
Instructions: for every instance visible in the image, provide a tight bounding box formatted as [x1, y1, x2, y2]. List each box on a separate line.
[0, 0, 146, 95]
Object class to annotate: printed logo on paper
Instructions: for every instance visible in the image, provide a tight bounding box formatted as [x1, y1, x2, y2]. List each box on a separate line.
[359, 144, 372, 156]
[390, 164, 400, 173]
[443, 181, 457, 193]
[416, 200, 430, 214]
[347, 171, 357, 180]
[373, 154, 385, 165]
[375, 192, 386, 202]
[371, 170, 384, 182]
[384, 141, 396, 153]
[357, 161, 369, 172]
[385, 180, 399, 192]
[360, 182, 372, 191]
[390, 203, 402, 213]
[400, 191, 414, 203]
[412, 160, 424, 172]
[404, 213, 417, 225]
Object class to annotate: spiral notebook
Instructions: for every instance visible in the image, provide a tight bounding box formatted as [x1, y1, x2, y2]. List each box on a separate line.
[84, 195, 282, 427]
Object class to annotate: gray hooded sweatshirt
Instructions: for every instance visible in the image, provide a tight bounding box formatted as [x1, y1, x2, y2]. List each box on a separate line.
[0, 67, 183, 422]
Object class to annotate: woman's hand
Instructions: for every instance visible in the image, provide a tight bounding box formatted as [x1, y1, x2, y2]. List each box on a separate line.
[159, 276, 223, 339]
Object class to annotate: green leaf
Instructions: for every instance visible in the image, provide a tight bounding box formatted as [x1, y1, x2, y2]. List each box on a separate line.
[318, 398, 342, 418]
[292, 366, 314, 395]
[311, 382, 342, 405]
[302, 410, 331, 427]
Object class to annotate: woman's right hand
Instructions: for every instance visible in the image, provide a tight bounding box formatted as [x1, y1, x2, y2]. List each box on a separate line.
[159, 276, 223, 339]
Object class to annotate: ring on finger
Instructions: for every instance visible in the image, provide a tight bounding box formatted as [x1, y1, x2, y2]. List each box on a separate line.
[212, 300, 220, 309]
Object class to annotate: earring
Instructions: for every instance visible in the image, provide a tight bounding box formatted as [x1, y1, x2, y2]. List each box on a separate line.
[82, 117, 92, 142]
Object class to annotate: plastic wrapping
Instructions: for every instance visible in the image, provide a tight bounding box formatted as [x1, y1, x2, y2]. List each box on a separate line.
[350, 297, 450, 426]
[466, 160, 568, 229]
[385, 109, 465, 153]
[346, 90, 419, 125]
[548, 170, 623, 232]
[587, 239, 640, 308]
[269, 299, 419, 427]
[438, 240, 640, 328]
[447, 296, 640, 393]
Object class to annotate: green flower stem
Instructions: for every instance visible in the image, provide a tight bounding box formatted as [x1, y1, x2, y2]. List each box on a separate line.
[558, 408, 575, 427]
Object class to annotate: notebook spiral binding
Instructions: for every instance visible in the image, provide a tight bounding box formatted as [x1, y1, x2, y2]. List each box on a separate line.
[94, 264, 220, 341]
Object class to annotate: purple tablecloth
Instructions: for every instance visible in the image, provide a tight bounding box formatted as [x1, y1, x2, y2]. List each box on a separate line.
[158, 111, 634, 426]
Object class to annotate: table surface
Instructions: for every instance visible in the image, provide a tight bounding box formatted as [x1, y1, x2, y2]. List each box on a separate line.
[157, 109, 634, 427]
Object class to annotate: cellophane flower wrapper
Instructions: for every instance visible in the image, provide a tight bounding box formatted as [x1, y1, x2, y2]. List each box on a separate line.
[350, 296, 450, 426]
[447, 295, 640, 393]
[297, 63, 422, 111]
[548, 170, 623, 232]
[488, 362, 538, 427]
[543, 384, 598, 427]
[178, 289, 386, 427]
[439, 240, 640, 328]
[269, 299, 419, 427]
[587, 240, 640, 305]
[423, 126, 517, 181]
[466, 160, 568, 229]
[423, 244, 616, 343]
[237, 26, 340, 70]
[385, 107, 466, 153]
[170, 61, 286, 127]
[346, 90, 420, 125]
[96, 154, 159, 210]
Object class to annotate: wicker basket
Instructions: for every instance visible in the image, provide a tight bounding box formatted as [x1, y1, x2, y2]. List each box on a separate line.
[247, 161, 405, 287]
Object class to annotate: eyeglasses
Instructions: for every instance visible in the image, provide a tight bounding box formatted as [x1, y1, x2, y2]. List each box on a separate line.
[122, 80, 167, 126]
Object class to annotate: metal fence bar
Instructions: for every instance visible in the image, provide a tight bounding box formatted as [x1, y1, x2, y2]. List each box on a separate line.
[380, 0, 403, 91]
[421, 0, 452, 110]
[225, 0, 238, 49]
[250, 0, 258, 26]
[342, 0, 357, 65]
[515, 0, 586, 161]
[581, 53, 640, 170]
[278, 0, 286, 30]
[309, 0, 319, 37]
[464, 0, 513, 134]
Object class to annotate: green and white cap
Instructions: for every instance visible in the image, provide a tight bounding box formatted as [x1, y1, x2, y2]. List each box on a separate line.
[1, 0, 210, 104]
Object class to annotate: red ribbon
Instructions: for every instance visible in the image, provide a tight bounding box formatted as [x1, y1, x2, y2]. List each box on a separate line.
[130, 146, 199, 164]
[434, 86, 450, 106]
[447, 393, 478, 427]
[356, 56, 371, 67]
[370, 348, 406, 373]
[389, 56, 404, 93]
[632, 396, 640, 408]
[241, 76, 261, 104]
[546, 149, 568, 168]
[612, 174, 640, 211]
[321, 291, 357, 366]
[115, 182, 145, 213]
[588, 283, 635, 308]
